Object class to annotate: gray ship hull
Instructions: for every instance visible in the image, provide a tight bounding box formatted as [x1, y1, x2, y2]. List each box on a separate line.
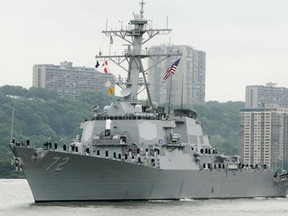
[12, 146, 287, 202]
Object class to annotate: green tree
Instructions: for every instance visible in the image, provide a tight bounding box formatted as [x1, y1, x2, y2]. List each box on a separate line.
[0, 85, 28, 97]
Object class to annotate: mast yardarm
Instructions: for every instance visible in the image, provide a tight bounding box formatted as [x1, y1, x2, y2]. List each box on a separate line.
[96, 1, 180, 105]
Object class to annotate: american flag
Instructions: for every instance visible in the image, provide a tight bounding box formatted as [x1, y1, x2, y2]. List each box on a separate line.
[162, 58, 181, 83]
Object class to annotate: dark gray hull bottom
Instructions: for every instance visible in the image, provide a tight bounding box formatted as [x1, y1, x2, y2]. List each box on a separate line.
[13, 147, 288, 202]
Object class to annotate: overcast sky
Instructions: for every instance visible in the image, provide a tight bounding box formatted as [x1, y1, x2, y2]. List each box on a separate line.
[1, 0, 288, 102]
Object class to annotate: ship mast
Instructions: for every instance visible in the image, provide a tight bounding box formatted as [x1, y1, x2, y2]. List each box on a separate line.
[96, 0, 180, 106]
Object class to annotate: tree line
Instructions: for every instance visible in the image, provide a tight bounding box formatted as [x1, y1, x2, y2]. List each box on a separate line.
[0, 85, 244, 178]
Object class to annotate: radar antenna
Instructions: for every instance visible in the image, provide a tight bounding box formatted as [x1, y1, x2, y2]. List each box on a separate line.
[140, 0, 145, 19]
[96, 1, 181, 106]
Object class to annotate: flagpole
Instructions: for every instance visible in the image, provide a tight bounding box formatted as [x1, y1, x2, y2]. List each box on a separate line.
[10, 107, 14, 142]
[167, 73, 173, 116]
[109, 36, 111, 56]
[164, 58, 181, 116]
[180, 73, 184, 118]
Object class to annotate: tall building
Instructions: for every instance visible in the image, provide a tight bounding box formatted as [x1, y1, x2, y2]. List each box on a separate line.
[240, 104, 288, 169]
[245, 82, 288, 108]
[33, 61, 115, 98]
[147, 45, 206, 107]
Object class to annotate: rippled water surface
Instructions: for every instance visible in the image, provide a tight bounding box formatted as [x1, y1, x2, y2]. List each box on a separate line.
[1, 179, 288, 216]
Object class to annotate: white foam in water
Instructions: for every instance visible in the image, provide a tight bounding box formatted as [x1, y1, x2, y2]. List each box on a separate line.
[179, 198, 195, 202]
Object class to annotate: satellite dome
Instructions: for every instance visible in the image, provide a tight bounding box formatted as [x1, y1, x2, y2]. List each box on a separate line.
[152, 102, 158, 109]
[135, 104, 142, 113]
[103, 106, 110, 113]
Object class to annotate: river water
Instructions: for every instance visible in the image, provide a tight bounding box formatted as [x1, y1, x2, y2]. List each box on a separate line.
[0, 179, 288, 216]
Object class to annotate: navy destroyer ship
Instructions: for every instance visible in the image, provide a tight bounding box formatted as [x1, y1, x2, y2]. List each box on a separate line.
[10, 1, 288, 202]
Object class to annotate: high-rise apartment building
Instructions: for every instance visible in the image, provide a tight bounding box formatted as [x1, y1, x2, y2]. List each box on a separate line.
[33, 61, 115, 97]
[147, 45, 206, 107]
[245, 82, 288, 108]
[240, 104, 288, 169]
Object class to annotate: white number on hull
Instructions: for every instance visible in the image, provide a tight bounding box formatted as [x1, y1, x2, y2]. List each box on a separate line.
[46, 157, 70, 171]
